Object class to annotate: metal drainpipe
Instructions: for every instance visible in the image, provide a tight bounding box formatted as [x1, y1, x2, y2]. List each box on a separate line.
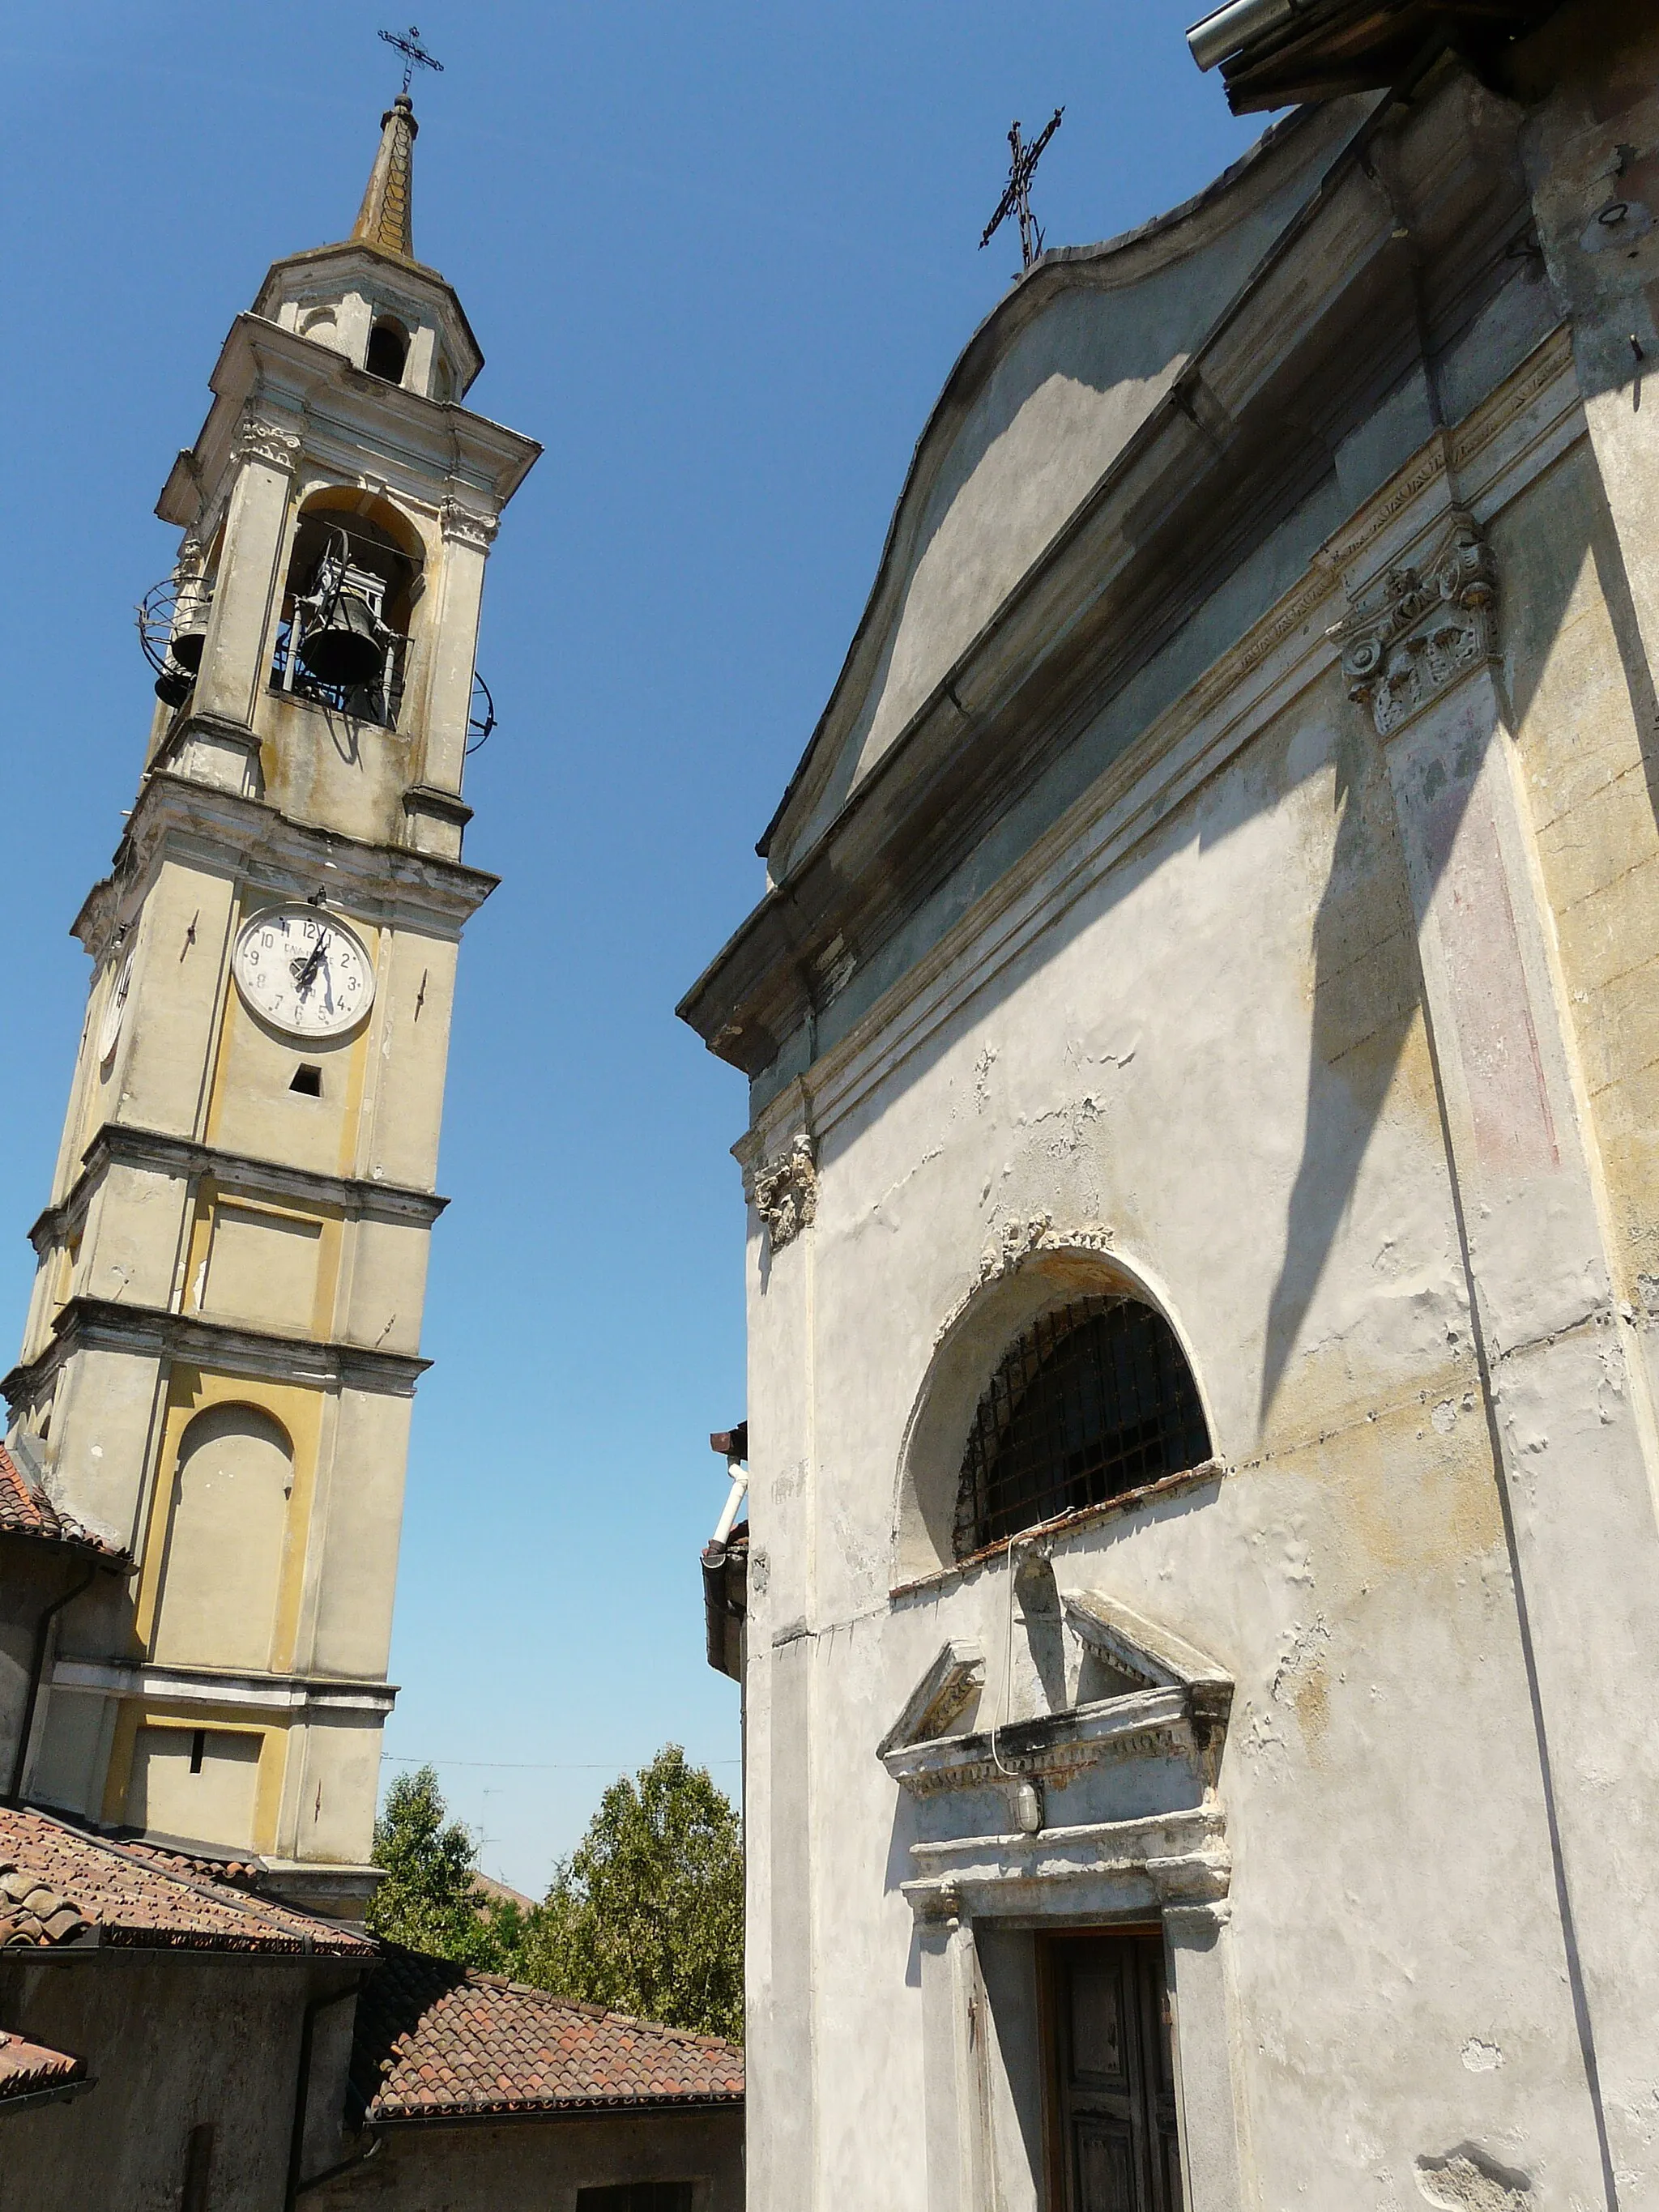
[6, 1554, 98, 1802]
[1186, 0, 1302, 71]
[284, 1980, 368, 2212]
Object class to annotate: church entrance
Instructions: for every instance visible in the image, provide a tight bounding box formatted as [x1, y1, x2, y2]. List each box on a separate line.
[1043, 1930, 1183, 2212]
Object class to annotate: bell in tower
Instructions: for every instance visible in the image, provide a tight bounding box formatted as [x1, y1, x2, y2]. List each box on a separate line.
[6, 85, 539, 1916]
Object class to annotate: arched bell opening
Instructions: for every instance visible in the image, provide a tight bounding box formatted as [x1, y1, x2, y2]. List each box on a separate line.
[271, 488, 424, 727]
[365, 315, 410, 386]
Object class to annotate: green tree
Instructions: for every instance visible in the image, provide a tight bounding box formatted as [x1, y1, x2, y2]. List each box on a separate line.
[366, 1763, 517, 1971]
[519, 1745, 743, 2040]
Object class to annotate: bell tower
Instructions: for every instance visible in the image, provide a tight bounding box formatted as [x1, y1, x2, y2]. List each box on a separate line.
[2, 95, 538, 1913]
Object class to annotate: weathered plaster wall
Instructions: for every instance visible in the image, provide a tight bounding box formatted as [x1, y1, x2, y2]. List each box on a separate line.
[314, 2108, 745, 2212]
[693, 22, 1659, 2210]
[0, 1952, 340, 2212]
[1496, 436, 1659, 1305]
[740, 618, 1612, 2204]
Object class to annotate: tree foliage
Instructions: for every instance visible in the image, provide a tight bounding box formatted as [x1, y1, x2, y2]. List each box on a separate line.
[518, 1745, 744, 2042]
[366, 1763, 517, 1971]
[365, 1749, 744, 2040]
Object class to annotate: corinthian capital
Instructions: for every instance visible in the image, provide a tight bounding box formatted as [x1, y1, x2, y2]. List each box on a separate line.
[1332, 512, 1498, 739]
[745, 1130, 817, 1251]
[233, 415, 303, 474]
[440, 500, 499, 552]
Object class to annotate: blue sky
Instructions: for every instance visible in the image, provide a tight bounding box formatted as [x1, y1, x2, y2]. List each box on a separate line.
[0, 3, 1265, 1893]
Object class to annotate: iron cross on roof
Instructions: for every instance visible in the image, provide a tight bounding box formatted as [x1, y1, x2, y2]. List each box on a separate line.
[979, 108, 1064, 273]
[378, 23, 445, 97]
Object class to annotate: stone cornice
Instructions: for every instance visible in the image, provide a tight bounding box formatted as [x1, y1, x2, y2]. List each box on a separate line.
[680, 92, 1555, 1079]
[402, 782, 473, 831]
[746, 326, 1578, 1156]
[157, 315, 539, 534]
[2, 1300, 430, 1409]
[882, 1687, 1196, 1796]
[73, 769, 497, 960]
[51, 1657, 399, 1717]
[902, 1805, 1230, 1924]
[28, 1124, 447, 1257]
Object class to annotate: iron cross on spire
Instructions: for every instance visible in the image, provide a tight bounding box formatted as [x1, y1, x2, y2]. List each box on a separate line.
[979, 108, 1064, 273]
[378, 23, 445, 97]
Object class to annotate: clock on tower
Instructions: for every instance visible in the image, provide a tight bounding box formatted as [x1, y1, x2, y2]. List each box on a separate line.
[2, 91, 538, 1916]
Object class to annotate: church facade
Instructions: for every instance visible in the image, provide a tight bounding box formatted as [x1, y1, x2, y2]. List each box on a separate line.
[682, 4, 1659, 2206]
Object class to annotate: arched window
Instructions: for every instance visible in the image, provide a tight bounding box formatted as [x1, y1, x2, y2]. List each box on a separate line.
[151, 1404, 293, 1671]
[365, 316, 410, 384]
[954, 1297, 1209, 1558]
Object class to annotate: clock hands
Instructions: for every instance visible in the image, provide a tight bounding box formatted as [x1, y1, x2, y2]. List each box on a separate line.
[290, 928, 332, 1000]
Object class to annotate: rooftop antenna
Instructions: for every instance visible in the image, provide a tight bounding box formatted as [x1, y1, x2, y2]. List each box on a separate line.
[378, 22, 445, 97]
[979, 109, 1064, 274]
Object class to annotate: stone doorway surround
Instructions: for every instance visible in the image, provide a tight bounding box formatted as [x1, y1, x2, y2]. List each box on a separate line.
[882, 1591, 1247, 2212]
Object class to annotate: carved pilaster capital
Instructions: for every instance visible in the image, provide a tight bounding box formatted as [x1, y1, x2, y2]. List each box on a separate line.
[233, 415, 304, 474]
[440, 499, 499, 552]
[745, 1130, 817, 1249]
[1332, 511, 1498, 739]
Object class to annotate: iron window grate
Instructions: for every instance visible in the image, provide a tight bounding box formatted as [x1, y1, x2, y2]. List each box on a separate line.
[954, 1296, 1210, 1558]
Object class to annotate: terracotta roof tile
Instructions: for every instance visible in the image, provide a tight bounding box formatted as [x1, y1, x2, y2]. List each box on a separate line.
[354, 1946, 744, 2121]
[0, 2029, 86, 2104]
[0, 1806, 371, 1957]
[0, 1443, 124, 1558]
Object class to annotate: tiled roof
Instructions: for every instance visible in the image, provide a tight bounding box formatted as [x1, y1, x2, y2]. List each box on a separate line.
[0, 2029, 86, 2105]
[0, 2029, 87, 2104]
[355, 1946, 744, 2121]
[0, 1443, 123, 1558]
[0, 1806, 371, 1957]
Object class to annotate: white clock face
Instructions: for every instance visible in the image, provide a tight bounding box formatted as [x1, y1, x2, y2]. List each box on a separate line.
[233, 906, 375, 1038]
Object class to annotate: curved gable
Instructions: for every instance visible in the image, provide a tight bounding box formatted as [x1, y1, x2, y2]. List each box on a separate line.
[765, 100, 1370, 880]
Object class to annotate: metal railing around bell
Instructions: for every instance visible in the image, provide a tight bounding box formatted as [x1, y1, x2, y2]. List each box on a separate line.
[142, 571, 497, 752]
[138, 573, 213, 709]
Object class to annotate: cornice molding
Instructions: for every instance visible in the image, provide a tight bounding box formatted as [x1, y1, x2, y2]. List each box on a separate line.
[902, 1805, 1230, 1925]
[70, 770, 498, 961]
[52, 1658, 399, 1718]
[160, 315, 540, 534]
[680, 119, 1569, 1084]
[28, 1124, 446, 1256]
[2, 1299, 430, 1410]
[736, 326, 1580, 1155]
[883, 1686, 1196, 1796]
[402, 782, 473, 830]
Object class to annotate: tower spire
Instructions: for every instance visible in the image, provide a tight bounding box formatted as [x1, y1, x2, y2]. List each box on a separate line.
[350, 93, 418, 262]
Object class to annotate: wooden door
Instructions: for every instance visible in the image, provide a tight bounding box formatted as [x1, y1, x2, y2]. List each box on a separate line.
[1045, 1931, 1183, 2212]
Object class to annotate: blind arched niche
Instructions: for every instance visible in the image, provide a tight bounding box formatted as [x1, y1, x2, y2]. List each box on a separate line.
[151, 1404, 293, 1671]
